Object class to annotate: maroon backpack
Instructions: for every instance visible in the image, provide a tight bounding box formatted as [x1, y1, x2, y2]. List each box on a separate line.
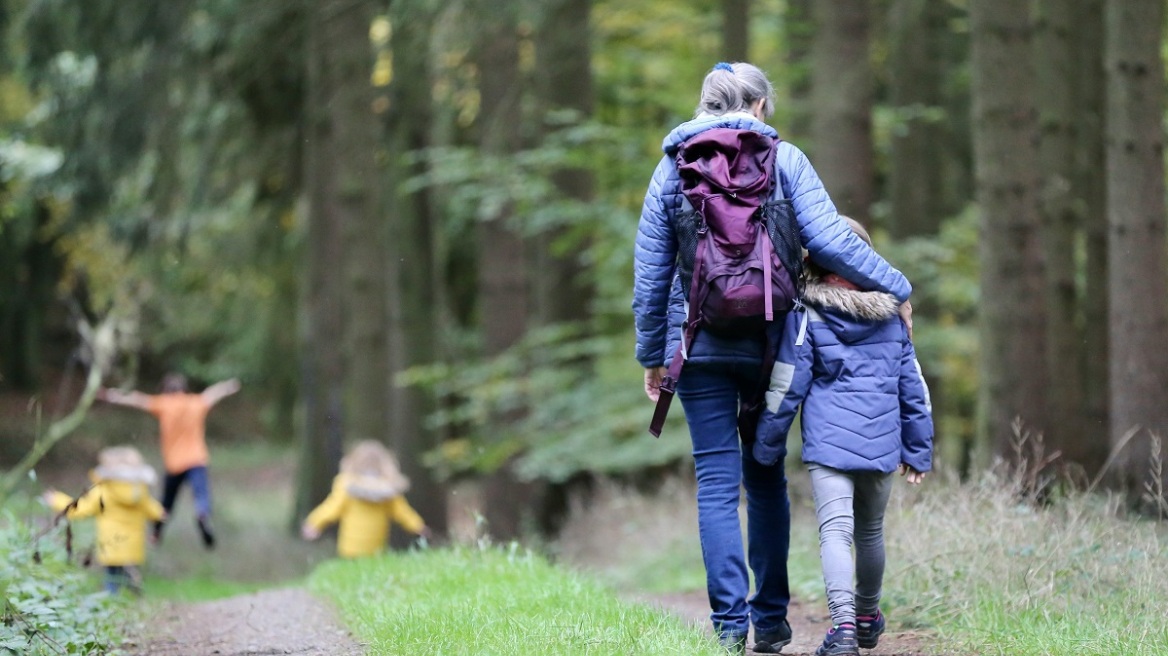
[648, 128, 801, 438]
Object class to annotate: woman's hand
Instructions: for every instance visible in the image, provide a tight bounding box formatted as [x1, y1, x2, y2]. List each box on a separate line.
[898, 464, 926, 485]
[300, 523, 321, 541]
[898, 300, 914, 339]
[644, 367, 667, 402]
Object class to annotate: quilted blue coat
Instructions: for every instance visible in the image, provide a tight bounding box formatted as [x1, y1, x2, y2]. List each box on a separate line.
[632, 113, 912, 369]
[753, 278, 934, 473]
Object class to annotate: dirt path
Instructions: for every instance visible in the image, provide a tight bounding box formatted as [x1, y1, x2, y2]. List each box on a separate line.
[125, 588, 364, 656]
[641, 591, 935, 656]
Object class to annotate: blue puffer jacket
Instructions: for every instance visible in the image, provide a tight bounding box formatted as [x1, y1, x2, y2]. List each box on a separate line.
[632, 113, 913, 369]
[753, 277, 934, 473]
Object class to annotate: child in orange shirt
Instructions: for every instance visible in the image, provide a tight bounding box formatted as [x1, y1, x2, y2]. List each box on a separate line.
[96, 373, 240, 548]
[301, 441, 431, 558]
[44, 446, 166, 594]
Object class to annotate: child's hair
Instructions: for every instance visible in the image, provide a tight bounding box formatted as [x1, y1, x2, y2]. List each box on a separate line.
[842, 216, 873, 247]
[161, 372, 189, 393]
[95, 445, 157, 484]
[806, 216, 873, 279]
[340, 440, 410, 493]
[695, 62, 776, 119]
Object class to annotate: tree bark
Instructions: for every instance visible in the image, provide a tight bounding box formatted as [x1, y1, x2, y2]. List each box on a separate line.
[295, 0, 348, 523]
[722, 0, 749, 63]
[782, 0, 814, 140]
[330, 0, 389, 447]
[969, 0, 1048, 460]
[1105, 0, 1168, 494]
[886, 0, 947, 237]
[1034, 0, 1088, 469]
[474, 1, 533, 541]
[1077, 0, 1110, 472]
[810, 0, 873, 223]
[386, 0, 448, 542]
[533, 0, 595, 329]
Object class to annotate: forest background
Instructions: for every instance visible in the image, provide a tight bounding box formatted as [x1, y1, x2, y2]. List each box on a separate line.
[2, 0, 1168, 543]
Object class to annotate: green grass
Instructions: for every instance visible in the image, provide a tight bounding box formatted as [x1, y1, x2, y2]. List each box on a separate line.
[308, 546, 728, 655]
[881, 471, 1168, 656]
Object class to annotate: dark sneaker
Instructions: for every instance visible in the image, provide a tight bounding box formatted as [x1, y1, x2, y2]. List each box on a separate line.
[718, 631, 747, 654]
[856, 610, 885, 649]
[815, 624, 859, 656]
[752, 619, 792, 653]
[197, 516, 216, 549]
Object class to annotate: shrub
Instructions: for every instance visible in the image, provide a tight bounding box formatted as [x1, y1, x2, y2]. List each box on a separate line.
[0, 510, 123, 655]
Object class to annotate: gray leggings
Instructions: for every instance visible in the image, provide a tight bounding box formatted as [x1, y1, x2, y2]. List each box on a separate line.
[808, 465, 893, 626]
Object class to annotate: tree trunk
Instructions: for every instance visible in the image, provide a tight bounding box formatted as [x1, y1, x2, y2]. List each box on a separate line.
[782, 0, 814, 140]
[533, 0, 595, 329]
[1034, 0, 1087, 469]
[295, 0, 348, 523]
[529, 0, 596, 536]
[474, 1, 533, 541]
[386, 0, 448, 543]
[329, 0, 389, 446]
[1077, 0, 1110, 473]
[969, 0, 1048, 460]
[810, 0, 873, 224]
[886, 0, 947, 237]
[1105, 0, 1168, 495]
[722, 0, 749, 62]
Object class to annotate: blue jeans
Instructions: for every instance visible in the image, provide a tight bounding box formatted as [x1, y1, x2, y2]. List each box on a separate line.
[159, 465, 213, 532]
[677, 361, 791, 640]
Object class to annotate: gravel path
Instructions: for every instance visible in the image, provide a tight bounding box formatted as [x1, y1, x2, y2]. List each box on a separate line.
[125, 588, 364, 656]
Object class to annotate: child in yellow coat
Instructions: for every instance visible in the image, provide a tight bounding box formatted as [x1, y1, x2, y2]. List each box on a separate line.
[44, 446, 166, 593]
[301, 440, 430, 558]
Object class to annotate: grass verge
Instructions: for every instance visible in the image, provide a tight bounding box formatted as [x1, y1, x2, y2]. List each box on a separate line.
[887, 471, 1168, 656]
[308, 545, 728, 655]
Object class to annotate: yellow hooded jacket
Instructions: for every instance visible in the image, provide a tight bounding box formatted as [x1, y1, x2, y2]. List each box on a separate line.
[49, 474, 164, 567]
[304, 473, 425, 558]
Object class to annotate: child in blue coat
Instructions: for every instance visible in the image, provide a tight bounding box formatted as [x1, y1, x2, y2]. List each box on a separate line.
[755, 218, 933, 656]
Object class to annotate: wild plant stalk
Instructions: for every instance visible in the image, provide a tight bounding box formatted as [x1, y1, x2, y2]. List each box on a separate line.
[0, 316, 116, 509]
[1141, 432, 1166, 519]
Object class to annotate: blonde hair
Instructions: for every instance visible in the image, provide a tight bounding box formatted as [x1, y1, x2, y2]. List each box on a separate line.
[340, 440, 409, 494]
[695, 62, 776, 119]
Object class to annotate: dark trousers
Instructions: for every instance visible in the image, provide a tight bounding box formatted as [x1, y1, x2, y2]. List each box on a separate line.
[156, 465, 212, 535]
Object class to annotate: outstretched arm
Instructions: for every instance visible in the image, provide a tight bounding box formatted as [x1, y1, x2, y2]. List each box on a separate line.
[95, 387, 153, 411]
[202, 378, 241, 407]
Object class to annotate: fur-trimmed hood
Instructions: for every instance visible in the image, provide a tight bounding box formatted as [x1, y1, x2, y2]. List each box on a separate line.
[343, 473, 406, 502]
[802, 275, 900, 344]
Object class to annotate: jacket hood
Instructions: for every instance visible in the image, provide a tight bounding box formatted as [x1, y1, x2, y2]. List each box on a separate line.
[663, 113, 778, 156]
[803, 277, 900, 343]
[91, 477, 153, 507]
[91, 463, 157, 486]
[342, 473, 405, 502]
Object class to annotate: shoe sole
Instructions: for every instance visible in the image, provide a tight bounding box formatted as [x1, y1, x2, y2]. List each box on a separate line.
[752, 637, 792, 654]
[856, 627, 883, 649]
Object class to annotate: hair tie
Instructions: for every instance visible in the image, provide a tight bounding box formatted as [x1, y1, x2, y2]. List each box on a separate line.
[713, 62, 733, 72]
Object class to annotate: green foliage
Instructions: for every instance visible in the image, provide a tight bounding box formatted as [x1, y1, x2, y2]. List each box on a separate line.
[0, 511, 123, 655]
[405, 325, 693, 483]
[308, 544, 726, 655]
